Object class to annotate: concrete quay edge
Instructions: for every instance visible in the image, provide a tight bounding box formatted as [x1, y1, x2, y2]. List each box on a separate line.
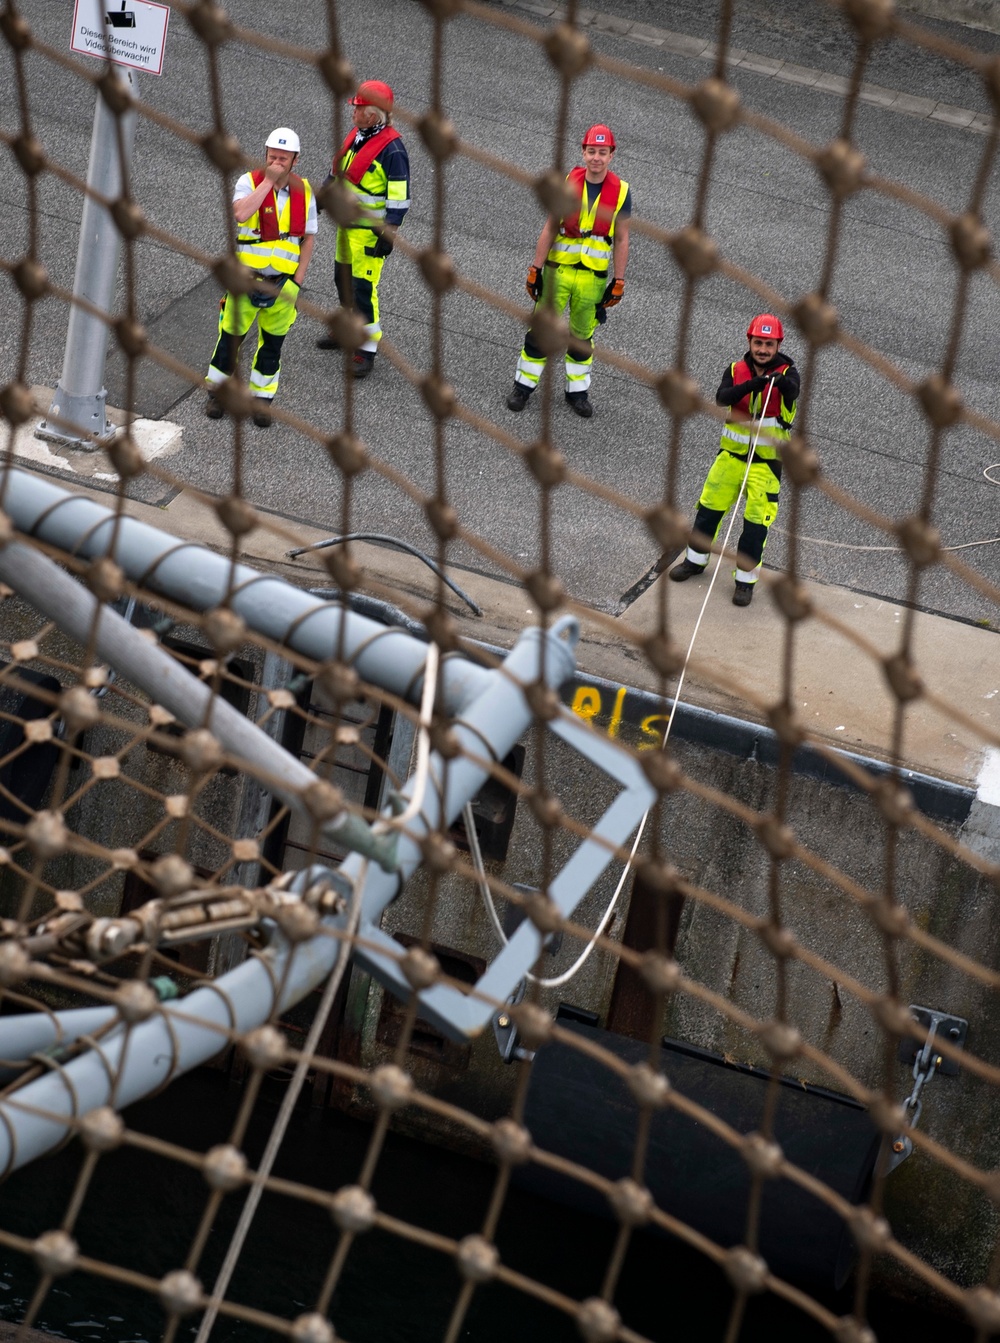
[4, 410, 997, 803]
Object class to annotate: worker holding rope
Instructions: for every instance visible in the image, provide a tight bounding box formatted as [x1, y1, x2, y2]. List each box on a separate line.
[670, 314, 800, 607]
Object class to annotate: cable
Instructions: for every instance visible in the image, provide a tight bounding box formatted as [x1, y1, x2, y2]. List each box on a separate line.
[194, 867, 364, 1343]
[287, 532, 483, 616]
[771, 527, 1000, 554]
[767, 461, 1000, 554]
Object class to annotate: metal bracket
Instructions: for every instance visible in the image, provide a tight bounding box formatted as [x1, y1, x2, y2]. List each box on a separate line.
[355, 705, 656, 1043]
[887, 1004, 968, 1173]
[896, 1005, 968, 1076]
[492, 981, 533, 1064]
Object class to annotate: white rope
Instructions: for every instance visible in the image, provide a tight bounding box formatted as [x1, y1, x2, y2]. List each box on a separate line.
[194, 867, 365, 1343]
[199, 643, 438, 1332]
[471, 382, 777, 990]
[382, 643, 439, 830]
[772, 527, 1000, 554]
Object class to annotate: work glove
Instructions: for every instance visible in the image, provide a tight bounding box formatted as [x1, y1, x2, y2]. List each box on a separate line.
[600, 277, 625, 309]
[774, 373, 797, 398]
[372, 232, 394, 258]
[745, 375, 769, 393]
[595, 306, 607, 325]
[526, 265, 544, 302]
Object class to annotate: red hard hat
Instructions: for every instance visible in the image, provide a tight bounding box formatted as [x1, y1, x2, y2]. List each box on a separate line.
[351, 79, 394, 111]
[747, 313, 783, 340]
[582, 124, 616, 150]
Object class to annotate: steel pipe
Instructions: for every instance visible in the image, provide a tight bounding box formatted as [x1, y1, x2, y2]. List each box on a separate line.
[1, 470, 493, 714]
[0, 618, 578, 1173]
[0, 541, 396, 868]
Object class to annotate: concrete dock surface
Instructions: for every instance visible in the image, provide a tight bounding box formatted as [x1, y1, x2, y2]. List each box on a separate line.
[8, 403, 997, 799]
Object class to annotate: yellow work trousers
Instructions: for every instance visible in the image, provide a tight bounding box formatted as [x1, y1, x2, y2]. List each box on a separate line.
[515, 263, 606, 392]
[205, 283, 300, 400]
[335, 227, 386, 353]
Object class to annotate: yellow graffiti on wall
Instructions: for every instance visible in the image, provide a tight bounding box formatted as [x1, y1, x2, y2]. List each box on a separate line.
[569, 685, 668, 750]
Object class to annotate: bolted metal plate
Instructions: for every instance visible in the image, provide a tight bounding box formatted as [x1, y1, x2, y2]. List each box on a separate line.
[897, 1005, 968, 1077]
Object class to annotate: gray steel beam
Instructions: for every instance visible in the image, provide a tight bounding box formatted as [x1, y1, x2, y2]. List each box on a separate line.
[0, 618, 578, 1174]
[0, 540, 396, 867]
[0, 469, 492, 714]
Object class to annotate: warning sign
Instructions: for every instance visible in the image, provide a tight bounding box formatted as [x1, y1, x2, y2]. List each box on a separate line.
[71, 0, 170, 77]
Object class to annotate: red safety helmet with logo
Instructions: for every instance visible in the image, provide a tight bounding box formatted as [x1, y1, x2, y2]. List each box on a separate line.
[582, 124, 616, 150]
[351, 80, 394, 112]
[747, 313, 784, 341]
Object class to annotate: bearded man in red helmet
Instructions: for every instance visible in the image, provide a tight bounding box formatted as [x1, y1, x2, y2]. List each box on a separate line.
[506, 124, 631, 419]
[316, 79, 411, 379]
[669, 314, 800, 607]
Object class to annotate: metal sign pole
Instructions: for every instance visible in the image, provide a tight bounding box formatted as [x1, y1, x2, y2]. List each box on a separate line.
[36, 69, 138, 450]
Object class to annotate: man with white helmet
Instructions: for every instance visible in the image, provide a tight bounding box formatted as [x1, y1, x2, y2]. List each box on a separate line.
[669, 314, 800, 607]
[204, 127, 317, 428]
[316, 79, 411, 380]
[506, 124, 632, 419]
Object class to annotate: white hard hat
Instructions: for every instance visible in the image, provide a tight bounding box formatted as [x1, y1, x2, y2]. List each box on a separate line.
[265, 127, 300, 153]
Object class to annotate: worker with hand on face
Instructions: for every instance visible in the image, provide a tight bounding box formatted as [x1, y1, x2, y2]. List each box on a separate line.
[316, 79, 411, 380]
[506, 124, 631, 420]
[205, 128, 317, 429]
[669, 314, 800, 607]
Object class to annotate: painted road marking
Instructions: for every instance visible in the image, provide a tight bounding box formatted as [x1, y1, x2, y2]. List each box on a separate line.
[499, 0, 995, 134]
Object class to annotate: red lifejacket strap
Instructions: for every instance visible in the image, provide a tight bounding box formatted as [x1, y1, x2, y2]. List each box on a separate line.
[730, 358, 790, 418]
[249, 171, 307, 240]
[338, 125, 401, 185]
[561, 166, 622, 238]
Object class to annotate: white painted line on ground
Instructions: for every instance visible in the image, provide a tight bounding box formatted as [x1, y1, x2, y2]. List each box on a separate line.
[10, 401, 183, 481]
[501, 0, 994, 133]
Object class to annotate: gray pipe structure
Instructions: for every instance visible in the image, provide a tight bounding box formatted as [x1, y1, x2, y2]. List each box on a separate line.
[0, 616, 579, 1175]
[36, 74, 138, 449]
[0, 469, 493, 715]
[0, 540, 397, 869]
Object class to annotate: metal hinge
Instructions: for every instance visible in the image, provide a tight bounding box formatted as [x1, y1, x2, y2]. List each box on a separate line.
[886, 1005, 968, 1173]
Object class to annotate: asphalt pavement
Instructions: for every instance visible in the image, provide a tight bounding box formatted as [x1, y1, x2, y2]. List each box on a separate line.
[4, 0, 1000, 626]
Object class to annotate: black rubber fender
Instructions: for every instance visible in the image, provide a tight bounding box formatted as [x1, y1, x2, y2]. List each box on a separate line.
[520, 1022, 881, 1291]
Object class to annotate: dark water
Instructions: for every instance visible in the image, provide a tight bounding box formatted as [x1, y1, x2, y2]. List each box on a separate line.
[0, 1072, 970, 1343]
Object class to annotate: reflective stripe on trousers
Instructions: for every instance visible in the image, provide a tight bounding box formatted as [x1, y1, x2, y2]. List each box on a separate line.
[205, 287, 299, 399]
[686, 451, 781, 583]
[335, 226, 386, 351]
[514, 264, 605, 391]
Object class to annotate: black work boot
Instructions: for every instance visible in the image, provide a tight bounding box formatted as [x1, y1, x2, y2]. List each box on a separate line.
[205, 393, 224, 420]
[352, 352, 376, 380]
[669, 558, 708, 582]
[315, 333, 341, 350]
[252, 398, 273, 428]
[565, 390, 593, 418]
[732, 582, 754, 607]
[506, 382, 532, 412]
